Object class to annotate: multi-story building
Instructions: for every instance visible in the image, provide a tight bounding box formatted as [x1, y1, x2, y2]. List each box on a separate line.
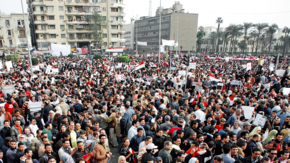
[0, 13, 32, 54]
[134, 2, 198, 53]
[27, 0, 125, 51]
[123, 18, 135, 53]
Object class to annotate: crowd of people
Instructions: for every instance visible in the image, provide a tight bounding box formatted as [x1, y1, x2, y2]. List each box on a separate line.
[0, 53, 289, 163]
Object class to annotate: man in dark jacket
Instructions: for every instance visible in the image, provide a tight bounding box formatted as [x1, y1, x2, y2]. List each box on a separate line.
[158, 141, 173, 163]
[153, 129, 164, 151]
[244, 134, 259, 157]
[42, 101, 54, 123]
[15, 143, 25, 163]
[242, 148, 261, 163]
[1, 120, 11, 138]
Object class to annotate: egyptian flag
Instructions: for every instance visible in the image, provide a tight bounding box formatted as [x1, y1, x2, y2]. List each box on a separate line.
[163, 62, 169, 67]
[128, 148, 136, 163]
[205, 56, 210, 59]
[209, 72, 222, 82]
[185, 147, 207, 157]
[134, 61, 145, 71]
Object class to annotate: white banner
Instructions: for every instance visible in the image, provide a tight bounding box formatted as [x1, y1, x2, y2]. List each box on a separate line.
[137, 41, 147, 46]
[178, 70, 186, 76]
[188, 63, 196, 69]
[282, 88, 290, 96]
[276, 69, 285, 77]
[32, 65, 40, 72]
[162, 39, 175, 46]
[230, 80, 241, 85]
[2, 85, 14, 98]
[253, 114, 267, 127]
[241, 106, 255, 119]
[51, 68, 59, 74]
[115, 74, 124, 81]
[6, 61, 13, 72]
[51, 43, 71, 56]
[46, 65, 52, 74]
[0, 61, 3, 69]
[29, 102, 42, 113]
[246, 63, 251, 71]
[269, 62, 275, 72]
[160, 45, 165, 52]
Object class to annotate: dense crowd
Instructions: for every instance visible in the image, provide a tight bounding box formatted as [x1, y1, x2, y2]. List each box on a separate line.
[0, 54, 289, 163]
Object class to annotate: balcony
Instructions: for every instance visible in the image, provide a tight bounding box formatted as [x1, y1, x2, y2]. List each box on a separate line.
[33, 10, 47, 15]
[19, 34, 26, 38]
[65, 10, 92, 15]
[31, 0, 44, 6]
[18, 25, 25, 30]
[34, 20, 48, 24]
[65, 0, 90, 6]
[35, 29, 48, 34]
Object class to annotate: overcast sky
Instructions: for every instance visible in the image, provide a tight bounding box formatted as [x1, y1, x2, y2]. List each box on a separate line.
[1, 0, 290, 28]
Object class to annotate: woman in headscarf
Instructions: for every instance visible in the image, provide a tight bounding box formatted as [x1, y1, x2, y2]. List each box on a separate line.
[263, 129, 278, 146]
[60, 153, 75, 163]
[249, 126, 262, 138]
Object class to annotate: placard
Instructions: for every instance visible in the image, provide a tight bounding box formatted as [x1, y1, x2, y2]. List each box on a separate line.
[231, 80, 241, 85]
[46, 65, 52, 74]
[115, 74, 124, 81]
[253, 114, 267, 127]
[246, 63, 251, 71]
[264, 83, 270, 92]
[28, 102, 42, 112]
[2, 85, 14, 98]
[6, 61, 13, 72]
[276, 69, 286, 77]
[32, 65, 40, 72]
[189, 63, 196, 69]
[283, 88, 290, 96]
[51, 68, 59, 74]
[269, 62, 274, 72]
[178, 70, 186, 76]
[241, 106, 255, 119]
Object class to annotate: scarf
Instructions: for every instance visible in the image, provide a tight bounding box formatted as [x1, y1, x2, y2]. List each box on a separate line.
[128, 148, 136, 163]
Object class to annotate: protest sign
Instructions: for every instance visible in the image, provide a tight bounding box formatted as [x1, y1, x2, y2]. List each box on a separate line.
[253, 114, 267, 127]
[28, 102, 42, 113]
[264, 83, 270, 92]
[0, 103, 5, 108]
[51, 68, 59, 74]
[2, 85, 14, 98]
[246, 63, 251, 71]
[46, 65, 52, 74]
[6, 61, 13, 72]
[189, 63, 196, 69]
[269, 62, 274, 72]
[32, 65, 40, 72]
[241, 106, 255, 119]
[282, 88, 290, 96]
[115, 74, 124, 81]
[230, 80, 241, 85]
[276, 69, 285, 77]
[178, 71, 186, 76]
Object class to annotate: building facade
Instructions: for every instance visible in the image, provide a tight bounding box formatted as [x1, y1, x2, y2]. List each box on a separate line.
[123, 19, 134, 53]
[134, 2, 198, 54]
[27, 0, 125, 51]
[0, 13, 32, 54]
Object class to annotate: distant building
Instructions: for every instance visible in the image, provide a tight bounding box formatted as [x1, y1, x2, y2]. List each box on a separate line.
[27, 0, 126, 51]
[134, 2, 198, 53]
[124, 18, 135, 53]
[0, 13, 32, 54]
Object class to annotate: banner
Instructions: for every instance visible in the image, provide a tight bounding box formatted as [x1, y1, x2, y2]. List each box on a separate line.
[6, 61, 13, 72]
[160, 45, 165, 52]
[188, 63, 196, 69]
[32, 65, 40, 72]
[178, 70, 186, 76]
[246, 63, 251, 71]
[275, 69, 285, 77]
[2, 85, 14, 98]
[230, 80, 241, 85]
[28, 102, 42, 113]
[137, 41, 147, 46]
[51, 43, 71, 56]
[241, 106, 255, 119]
[225, 57, 230, 62]
[46, 65, 52, 74]
[51, 68, 59, 74]
[269, 62, 275, 72]
[115, 74, 124, 81]
[162, 39, 175, 46]
[253, 114, 267, 127]
[282, 88, 290, 96]
[0, 61, 3, 69]
[192, 82, 202, 87]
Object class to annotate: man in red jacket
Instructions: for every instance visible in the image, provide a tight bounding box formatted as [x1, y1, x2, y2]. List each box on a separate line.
[4, 97, 14, 114]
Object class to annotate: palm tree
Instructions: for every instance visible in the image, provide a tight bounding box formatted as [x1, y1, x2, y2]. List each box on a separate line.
[209, 32, 217, 52]
[226, 24, 244, 54]
[266, 24, 279, 54]
[196, 26, 206, 52]
[254, 23, 268, 55]
[215, 17, 223, 53]
[282, 27, 290, 55]
[243, 23, 253, 54]
[222, 31, 230, 52]
[249, 30, 258, 54]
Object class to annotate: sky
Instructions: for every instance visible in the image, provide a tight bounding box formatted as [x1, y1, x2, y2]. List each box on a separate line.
[1, 0, 290, 29]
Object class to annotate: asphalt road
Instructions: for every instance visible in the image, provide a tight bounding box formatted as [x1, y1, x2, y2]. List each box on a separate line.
[110, 146, 120, 163]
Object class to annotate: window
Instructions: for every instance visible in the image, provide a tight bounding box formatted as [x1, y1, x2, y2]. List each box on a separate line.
[41, 25, 46, 30]
[92, 0, 98, 2]
[61, 34, 66, 38]
[68, 25, 74, 29]
[40, 6, 44, 11]
[69, 34, 74, 39]
[43, 34, 47, 39]
[111, 25, 118, 29]
[7, 30, 11, 36]
[5, 20, 10, 26]
[85, 33, 91, 39]
[67, 7, 72, 12]
[50, 34, 56, 38]
[112, 42, 117, 46]
[103, 42, 107, 46]
[9, 40, 13, 46]
[112, 34, 118, 38]
[101, 0, 106, 2]
[77, 34, 82, 39]
[59, 15, 64, 20]
[59, 6, 63, 11]
[47, 6, 54, 11]
[49, 25, 55, 29]
[48, 16, 54, 20]
[41, 16, 45, 21]
[60, 25, 65, 30]
[103, 33, 107, 38]
[111, 8, 118, 12]
[17, 20, 22, 25]
[102, 16, 106, 20]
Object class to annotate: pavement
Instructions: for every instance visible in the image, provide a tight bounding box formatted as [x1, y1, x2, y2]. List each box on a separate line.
[110, 146, 120, 163]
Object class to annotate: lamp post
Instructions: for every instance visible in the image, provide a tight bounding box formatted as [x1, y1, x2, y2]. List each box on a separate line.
[158, 0, 161, 64]
[20, 0, 32, 72]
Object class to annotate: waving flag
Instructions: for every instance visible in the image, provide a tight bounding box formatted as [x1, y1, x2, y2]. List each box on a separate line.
[134, 61, 145, 71]
[209, 72, 222, 81]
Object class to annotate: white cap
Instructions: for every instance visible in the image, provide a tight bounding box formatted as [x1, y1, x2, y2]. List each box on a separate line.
[146, 143, 158, 150]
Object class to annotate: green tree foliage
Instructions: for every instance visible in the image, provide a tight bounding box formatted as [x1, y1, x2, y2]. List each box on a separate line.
[93, 54, 102, 60]
[68, 54, 75, 58]
[238, 40, 247, 51]
[266, 24, 279, 53]
[116, 56, 129, 63]
[84, 12, 106, 49]
[32, 58, 39, 65]
[196, 26, 206, 52]
[5, 54, 20, 61]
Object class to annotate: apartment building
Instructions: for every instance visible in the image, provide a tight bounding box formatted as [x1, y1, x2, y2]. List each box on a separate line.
[27, 0, 125, 51]
[0, 13, 32, 54]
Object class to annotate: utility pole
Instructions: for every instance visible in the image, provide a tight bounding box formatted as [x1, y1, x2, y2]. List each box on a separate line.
[21, 0, 32, 72]
[136, 21, 138, 56]
[158, 0, 161, 64]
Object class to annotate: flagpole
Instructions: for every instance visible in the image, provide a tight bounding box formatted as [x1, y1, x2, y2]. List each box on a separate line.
[158, 0, 161, 64]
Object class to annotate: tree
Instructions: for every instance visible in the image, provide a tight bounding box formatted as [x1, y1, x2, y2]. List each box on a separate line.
[243, 23, 253, 54]
[254, 23, 268, 55]
[249, 30, 258, 54]
[282, 27, 290, 55]
[226, 24, 244, 54]
[238, 40, 247, 51]
[215, 17, 223, 52]
[266, 24, 279, 54]
[209, 32, 217, 53]
[222, 31, 230, 52]
[84, 12, 106, 49]
[196, 26, 206, 52]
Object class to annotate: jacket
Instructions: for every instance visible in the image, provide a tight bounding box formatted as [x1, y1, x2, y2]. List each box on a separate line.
[158, 148, 173, 163]
[242, 155, 261, 163]
[185, 147, 212, 163]
[11, 125, 23, 141]
[6, 148, 17, 163]
[102, 113, 116, 128]
[94, 143, 108, 163]
[141, 153, 155, 163]
[244, 139, 258, 157]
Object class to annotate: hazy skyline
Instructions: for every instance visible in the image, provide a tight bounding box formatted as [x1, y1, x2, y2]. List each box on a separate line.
[1, 0, 290, 28]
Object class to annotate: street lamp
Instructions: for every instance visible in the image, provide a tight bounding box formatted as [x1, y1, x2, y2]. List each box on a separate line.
[20, 0, 32, 72]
